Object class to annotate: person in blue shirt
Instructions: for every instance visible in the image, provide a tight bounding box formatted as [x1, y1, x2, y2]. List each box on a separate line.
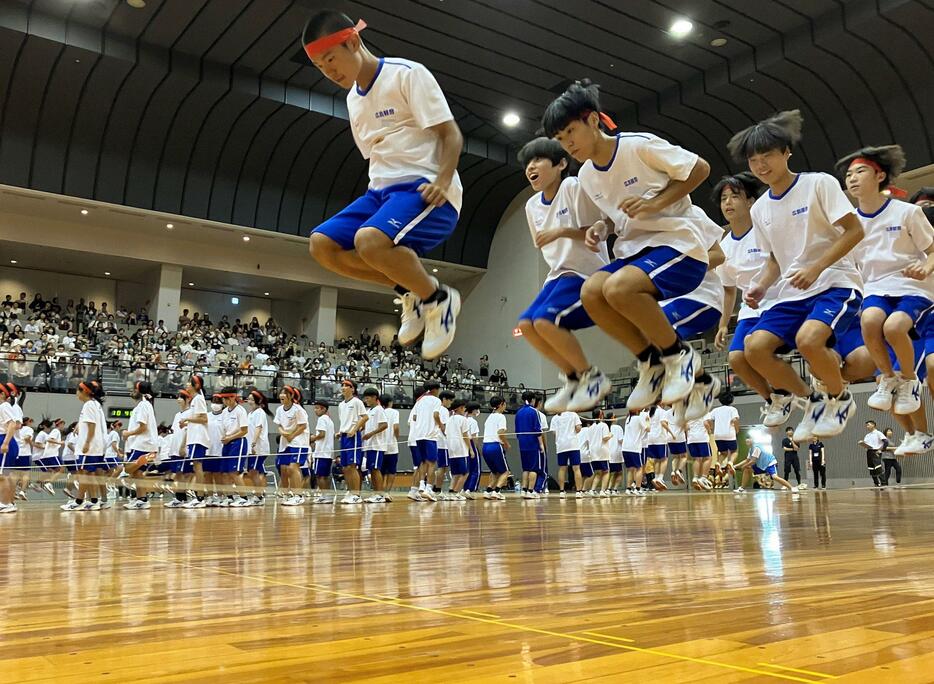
[515, 391, 543, 498]
[735, 437, 798, 492]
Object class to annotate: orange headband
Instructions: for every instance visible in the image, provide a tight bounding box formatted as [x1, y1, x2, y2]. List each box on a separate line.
[303, 19, 366, 60]
[215, 392, 238, 399]
[581, 109, 617, 131]
[178, 389, 191, 400]
[849, 157, 908, 197]
[79, 382, 93, 395]
[6, 382, 18, 396]
[250, 390, 263, 403]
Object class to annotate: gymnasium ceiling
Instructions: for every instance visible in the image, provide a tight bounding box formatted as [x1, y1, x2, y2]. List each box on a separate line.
[0, 0, 932, 269]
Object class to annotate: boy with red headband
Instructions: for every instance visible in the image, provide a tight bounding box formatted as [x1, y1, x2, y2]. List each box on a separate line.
[302, 10, 464, 360]
[337, 379, 367, 504]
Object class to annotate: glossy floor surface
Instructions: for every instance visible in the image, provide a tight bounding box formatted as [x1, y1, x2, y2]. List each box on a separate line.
[2, 488, 933, 683]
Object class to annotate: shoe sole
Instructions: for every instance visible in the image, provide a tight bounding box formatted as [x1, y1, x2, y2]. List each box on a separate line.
[421, 289, 461, 361]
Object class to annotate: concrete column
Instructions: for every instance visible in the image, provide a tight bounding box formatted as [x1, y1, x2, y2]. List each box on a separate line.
[153, 264, 182, 331]
[303, 286, 337, 344]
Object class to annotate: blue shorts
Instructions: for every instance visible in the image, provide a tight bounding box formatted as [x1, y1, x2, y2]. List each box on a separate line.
[126, 449, 150, 467]
[409, 443, 421, 467]
[623, 451, 645, 469]
[753, 464, 778, 476]
[415, 439, 438, 464]
[103, 456, 121, 470]
[688, 442, 711, 458]
[363, 450, 384, 473]
[729, 317, 760, 353]
[450, 456, 468, 476]
[519, 275, 593, 331]
[668, 441, 686, 456]
[340, 433, 363, 468]
[557, 450, 581, 467]
[863, 294, 932, 324]
[834, 316, 865, 360]
[14, 451, 31, 469]
[437, 448, 449, 469]
[520, 450, 541, 472]
[590, 459, 608, 472]
[185, 443, 206, 474]
[245, 454, 267, 472]
[77, 454, 104, 472]
[645, 444, 667, 460]
[749, 288, 862, 349]
[579, 462, 594, 478]
[222, 438, 249, 472]
[482, 443, 508, 473]
[715, 439, 738, 453]
[311, 456, 331, 478]
[276, 446, 304, 467]
[312, 178, 458, 257]
[609, 462, 623, 473]
[600, 246, 707, 301]
[381, 453, 399, 475]
[0, 439, 20, 472]
[35, 455, 62, 471]
[663, 298, 722, 340]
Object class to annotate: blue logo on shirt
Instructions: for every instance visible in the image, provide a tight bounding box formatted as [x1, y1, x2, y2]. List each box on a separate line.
[747, 248, 762, 255]
[886, 225, 902, 233]
[791, 207, 808, 216]
[624, 176, 638, 187]
[557, 207, 569, 216]
[375, 108, 396, 119]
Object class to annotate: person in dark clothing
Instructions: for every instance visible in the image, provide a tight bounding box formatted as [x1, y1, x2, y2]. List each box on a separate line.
[858, 420, 888, 488]
[808, 437, 826, 489]
[781, 427, 802, 485]
[882, 427, 903, 487]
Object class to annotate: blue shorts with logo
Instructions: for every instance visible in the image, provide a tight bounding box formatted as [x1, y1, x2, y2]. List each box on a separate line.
[663, 298, 722, 340]
[749, 288, 862, 349]
[688, 442, 711, 458]
[863, 294, 932, 324]
[729, 317, 760, 353]
[363, 450, 384, 473]
[482, 443, 507, 473]
[645, 444, 668, 460]
[313, 179, 458, 257]
[557, 449, 581, 467]
[340, 433, 363, 468]
[623, 450, 645, 469]
[600, 246, 707, 301]
[519, 275, 593, 331]
[221, 438, 249, 473]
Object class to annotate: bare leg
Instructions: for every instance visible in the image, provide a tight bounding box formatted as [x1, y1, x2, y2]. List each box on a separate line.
[309, 233, 396, 288]
[796, 321, 845, 395]
[861, 308, 895, 377]
[581, 272, 651, 351]
[745, 331, 811, 396]
[532, 319, 589, 374]
[518, 320, 575, 375]
[884, 313, 919, 379]
[729, 350, 772, 400]
[354, 228, 436, 299]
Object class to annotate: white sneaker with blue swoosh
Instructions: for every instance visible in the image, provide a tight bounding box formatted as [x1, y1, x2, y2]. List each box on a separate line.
[894, 376, 922, 415]
[660, 346, 700, 405]
[762, 393, 796, 428]
[685, 376, 720, 422]
[422, 285, 461, 360]
[813, 392, 855, 437]
[545, 373, 579, 413]
[566, 367, 611, 412]
[395, 292, 425, 346]
[627, 359, 665, 410]
[793, 394, 824, 442]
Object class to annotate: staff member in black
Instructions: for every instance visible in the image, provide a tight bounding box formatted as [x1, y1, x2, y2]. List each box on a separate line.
[858, 420, 887, 488]
[781, 427, 802, 486]
[808, 437, 826, 489]
[882, 427, 902, 488]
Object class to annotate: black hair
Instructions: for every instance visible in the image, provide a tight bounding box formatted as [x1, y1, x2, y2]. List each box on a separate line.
[248, 389, 272, 415]
[542, 79, 613, 138]
[9, 385, 26, 409]
[134, 380, 154, 403]
[591, 408, 603, 419]
[84, 380, 106, 403]
[834, 144, 907, 189]
[866, 420, 876, 426]
[302, 9, 355, 44]
[439, 390, 456, 401]
[38, 419, 51, 430]
[517, 137, 571, 178]
[710, 171, 764, 206]
[425, 380, 441, 392]
[451, 399, 466, 411]
[924, 206, 934, 226]
[521, 390, 536, 403]
[909, 187, 934, 205]
[727, 110, 803, 164]
[362, 387, 380, 399]
[719, 391, 734, 406]
[490, 396, 505, 409]
[379, 393, 394, 407]
[219, 385, 239, 397]
[313, 398, 329, 408]
[466, 401, 481, 413]
[785, 426, 794, 432]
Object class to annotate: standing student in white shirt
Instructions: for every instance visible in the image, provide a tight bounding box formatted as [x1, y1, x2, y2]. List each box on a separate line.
[361, 387, 389, 503]
[686, 416, 713, 491]
[587, 409, 612, 497]
[515, 137, 611, 413]
[621, 409, 649, 496]
[837, 145, 934, 419]
[577, 426, 594, 495]
[643, 406, 669, 491]
[480, 396, 509, 500]
[407, 381, 444, 502]
[245, 390, 271, 506]
[463, 401, 482, 497]
[13, 414, 33, 501]
[165, 390, 192, 508]
[122, 381, 160, 509]
[445, 400, 472, 500]
[303, 10, 463, 360]
[858, 420, 888, 488]
[659, 406, 685, 489]
[6, 385, 30, 501]
[179, 375, 211, 508]
[708, 393, 741, 488]
[337, 380, 368, 505]
[309, 399, 336, 504]
[543, 80, 720, 412]
[61, 380, 107, 511]
[276, 386, 310, 506]
[607, 413, 625, 494]
[218, 387, 250, 506]
[730, 110, 864, 441]
[32, 420, 57, 495]
[551, 410, 583, 498]
[379, 395, 400, 498]
[432, 390, 455, 498]
[0, 385, 20, 512]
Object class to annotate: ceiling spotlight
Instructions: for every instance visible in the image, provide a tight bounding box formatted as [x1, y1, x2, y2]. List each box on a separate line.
[264, 292, 270, 296]
[80, 209, 88, 215]
[394, 309, 399, 314]
[502, 112, 521, 127]
[231, 297, 239, 305]
[669, 18, 693, 37]
[242, 235, 250, 242]
[166, 223, 174, 229]
[432, 268, 439, 273]
[710, 37, 728, 47]
[9, 260, 17, 264]
[188, 282, 194, 286]
[104, 271, 111, 276]
[126, 0, 147, 8]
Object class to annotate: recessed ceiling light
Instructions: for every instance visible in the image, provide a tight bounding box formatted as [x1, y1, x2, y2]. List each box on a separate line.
[188, 282, 194, 286]
[242, 235, 250, 242]
[669, 18, 693, 37]
[393, 309, 399, 313]
[166, 223, 174, 229]
[104, 271, 111, 276]
[126, 0, 147, 8]
[502, 112, 521, 127]
[432, 268, 439, 273]
[263, 292, 270, 296]
[75, 59, 80, 64]
[710, 37, 728, 47]
[231, 297, 239, 305]
[9, 260, 17, 264]
[80, 209, 88, 215]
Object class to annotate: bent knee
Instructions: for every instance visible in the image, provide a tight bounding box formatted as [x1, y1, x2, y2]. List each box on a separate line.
[309, 232, 340, 261]
[353, 227, 391, 256]
[517, 319, 536, 336]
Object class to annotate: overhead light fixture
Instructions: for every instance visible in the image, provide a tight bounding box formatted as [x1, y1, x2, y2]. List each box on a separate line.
[263, 292, 270, 296]
[710, 37, 728, 47]
[231, 297, 239, 305]
[166, 223, 174, 229]
[242, 235, 250, 242]
[432, 268, 439, 273]
[126, 0, 147, 8]
[80, 209, 88, 215]
[104, 271, 111, 276]
[9, 260, 17, 264]
[502, 112, 520, 127]
[393, 309, 399, 313]
[188, 282, 194, 286]
[670, 18, 693, 37]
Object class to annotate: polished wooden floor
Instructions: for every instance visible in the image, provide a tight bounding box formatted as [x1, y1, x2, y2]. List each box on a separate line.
[3, 488, 934, 683]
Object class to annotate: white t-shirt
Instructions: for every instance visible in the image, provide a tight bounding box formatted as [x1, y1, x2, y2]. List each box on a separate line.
[551, 411, 582, 454]
[438, 405, 450, 448]
[275, 403, 310, 450]
[466, 416, 480, 452]
[578, 430, 591, 463]
[659, 409, 685, 444]
[854, 199, 934, 299]
[363, 404, 389, 451]
[609, 423, 625, 464]
[446, 413, 470, 458]
[312, 414, 335, 459]
[347, 57, 463, 212]
[719, 225, 775, 320]
[622, 413, 648, 453]
[338, 396, 367, 435]
[76, 400, 106, 456]
[588, 422, 611, 461]
[863, 429, 887, 451]
[221, 404, 248, 442]
[62, 432, 77, 462]
[127, 401, 159, 453]
[248, 409, 270, 455]
[186, 393, 210, 447]
[751, 172, 861, 304]
[16, 424, 33, 456]
[686, 417, 709, 444]
[105, 430, 120, 459]
[709, 405, 740, 440]
[578, 132, 719, 263]
[483, 412, 506, 444]
[412, 394, 443, 441]
[646, 409, 669, 446]
[32, 430, 47, 462]
[407, 411, 418, 447]
[525, 176, 609, 281]
[43, 428, 61, 459]
[383, 407, 400, 455]
[208, 412, 224, 456]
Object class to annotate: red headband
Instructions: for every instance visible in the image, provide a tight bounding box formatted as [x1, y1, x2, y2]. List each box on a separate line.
[215, 392, 238, 399]
[178, 389, 191, 400]
[250, 390, 263, 403]
[581, 109, 617, 131]
[5, 382, 17, 396]
[849, 157, 884, 175]
[79, 382, 93, 395]
[303, 19, 366, 60]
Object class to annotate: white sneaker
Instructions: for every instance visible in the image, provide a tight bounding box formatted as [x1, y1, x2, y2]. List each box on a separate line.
[545, 374, 579, 413]
[364, 495, 387, 503]
[83, 501, 101, 511]
[793, 395, 824, 442]
[575, 491, 583, 499]
[42, 482, 55, 496]
[790, 486, 799, 493]
[559, 490, 566, 499]
[661, 346, 700, 404]
[734, 486, 746, 493]
[653, 478, 668, 491]
[685, 376, 721, 422]
[894, 377, 922, 415]
[490, 491, 506, 500]
[396, 292, 425, 346]
[762, 393, 796, 428]
[566, 367, 612, 412]
[99, 501, 113, 509]
[316, 496, 333, 504]
[422, 489, 438, 502]
[341, 494, 364, 505]
[453, 493, 467, 501]
[482, 491, 492, 500]
[867, 375, 900, 411]
[185, 498, 207, 509]
[627, 359, 665, 409]
[230, 497, 252, 507]
[15, 489, 27, 501]
[798, 483, 808, 490]
[897, 432, 934, 455]
[813, 392, 855, 438]
[698, 477, 713, 491]
[421, 285, 460, 360]
[60, 501, 80, 511]
[164, 499, 184, 508]
[407, 489, 423, 502]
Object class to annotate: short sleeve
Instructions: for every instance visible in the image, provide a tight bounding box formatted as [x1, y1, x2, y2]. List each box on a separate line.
[751, 205, 774, 256]
[404, 63, 454, 130]
[565, 178, 606, 227]
[297, 409, 309, 427]
[815, 173, 856, 226]
[906, 203, 934, 253]
[635, 136, 698, 182]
